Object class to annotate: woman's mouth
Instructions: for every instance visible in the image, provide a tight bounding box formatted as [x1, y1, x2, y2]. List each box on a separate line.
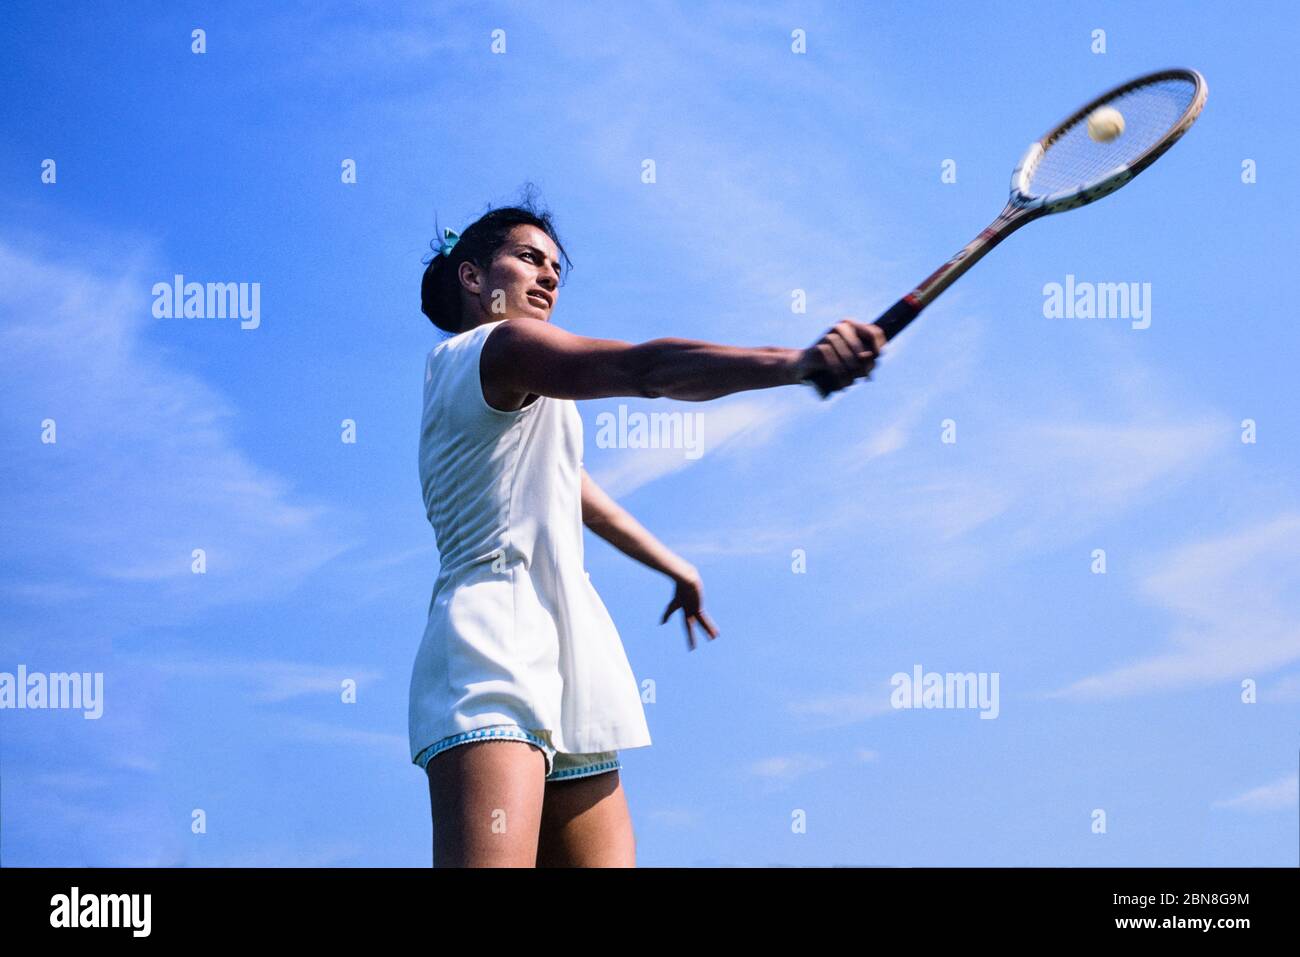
[527, 291, 552, 309]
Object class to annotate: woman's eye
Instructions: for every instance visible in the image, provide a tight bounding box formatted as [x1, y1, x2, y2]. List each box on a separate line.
[523, 250, 558, 277]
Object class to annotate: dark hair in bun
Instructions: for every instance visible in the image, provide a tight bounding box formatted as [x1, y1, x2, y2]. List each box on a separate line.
[421, 184, 572, 335]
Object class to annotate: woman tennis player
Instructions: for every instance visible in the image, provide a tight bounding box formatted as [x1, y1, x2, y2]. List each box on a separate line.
[410, 197, 884, 867]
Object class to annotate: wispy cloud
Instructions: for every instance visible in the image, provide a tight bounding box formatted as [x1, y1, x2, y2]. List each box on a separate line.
[146, 656, 382, 705]
[666, 514, 845, 558]
[1211, 773, 1299, 812]
[360, 2, 909, 350]
[521, 2, 903, 342]
[787, 680, 899, 728]
[0, 240, 359, 624]
[903, 418, 1224, 557]
[748, 753, 832, 781]
[587, 393, 800, 498]
[275, 716, 408, 755]
[1047, 514, 1300, 699]
[648, 304, 1228, 582]
[640, 315, 974, 564]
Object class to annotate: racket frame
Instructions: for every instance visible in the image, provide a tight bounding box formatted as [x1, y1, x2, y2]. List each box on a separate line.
[806, 68, 1208, 397]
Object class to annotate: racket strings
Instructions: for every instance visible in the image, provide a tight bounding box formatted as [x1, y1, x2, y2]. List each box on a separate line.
[1025, 78, 1198, 197]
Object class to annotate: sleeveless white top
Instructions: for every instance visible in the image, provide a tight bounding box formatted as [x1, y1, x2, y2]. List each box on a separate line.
[408, 318, 653, 763]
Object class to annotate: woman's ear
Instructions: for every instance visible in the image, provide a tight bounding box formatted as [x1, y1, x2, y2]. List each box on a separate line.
[457, 259, 482, 295]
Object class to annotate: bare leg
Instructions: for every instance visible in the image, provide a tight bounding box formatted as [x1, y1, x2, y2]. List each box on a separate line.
[536, 770, 636, 867]
[425, 739, 547, 867]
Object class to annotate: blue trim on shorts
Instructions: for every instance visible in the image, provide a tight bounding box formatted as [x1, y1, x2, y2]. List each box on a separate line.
[414, 725, 620, 781]
[546, 757, 621, 781]
[414, 726, 552, 770]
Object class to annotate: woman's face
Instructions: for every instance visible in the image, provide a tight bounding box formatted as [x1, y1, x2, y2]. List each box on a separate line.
[462, 224, 562, 323]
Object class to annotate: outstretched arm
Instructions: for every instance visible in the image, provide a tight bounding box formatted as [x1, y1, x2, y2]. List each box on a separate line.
[580, 468, 719, 650]
[480, 317, 885, 404]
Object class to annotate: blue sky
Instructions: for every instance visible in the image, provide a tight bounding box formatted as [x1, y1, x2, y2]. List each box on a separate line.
[1, 0, 1297, 866]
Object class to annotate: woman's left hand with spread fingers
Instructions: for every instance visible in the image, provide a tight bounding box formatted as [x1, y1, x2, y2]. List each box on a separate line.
[660, 567, 720, 651]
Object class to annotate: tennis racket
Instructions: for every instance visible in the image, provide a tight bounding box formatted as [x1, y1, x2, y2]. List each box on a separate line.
[806, 67, 1208, 398]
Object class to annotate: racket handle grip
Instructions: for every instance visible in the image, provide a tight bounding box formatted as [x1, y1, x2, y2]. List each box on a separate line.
[804, 297, 921, 398]
[875, 296, 921, 341]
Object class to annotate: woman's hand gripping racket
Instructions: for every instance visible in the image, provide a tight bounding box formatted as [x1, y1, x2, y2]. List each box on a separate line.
[803, 68, 1208, 398]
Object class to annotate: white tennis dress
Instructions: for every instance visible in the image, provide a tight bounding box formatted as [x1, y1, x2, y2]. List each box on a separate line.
[408, 318, 653, 765]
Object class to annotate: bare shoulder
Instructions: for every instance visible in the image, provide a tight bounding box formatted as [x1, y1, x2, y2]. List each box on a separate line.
[481, 318, 640, 402]
[482, 316, 580, 360]
[478, 320, 567, 410]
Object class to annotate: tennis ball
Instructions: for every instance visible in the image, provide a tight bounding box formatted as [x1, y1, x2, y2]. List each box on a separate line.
[1087, 106, 1125, 143]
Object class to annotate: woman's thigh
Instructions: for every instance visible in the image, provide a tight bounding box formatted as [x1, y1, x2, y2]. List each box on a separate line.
[536, 769, 636, 867]
[425, 739, 548, 867]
